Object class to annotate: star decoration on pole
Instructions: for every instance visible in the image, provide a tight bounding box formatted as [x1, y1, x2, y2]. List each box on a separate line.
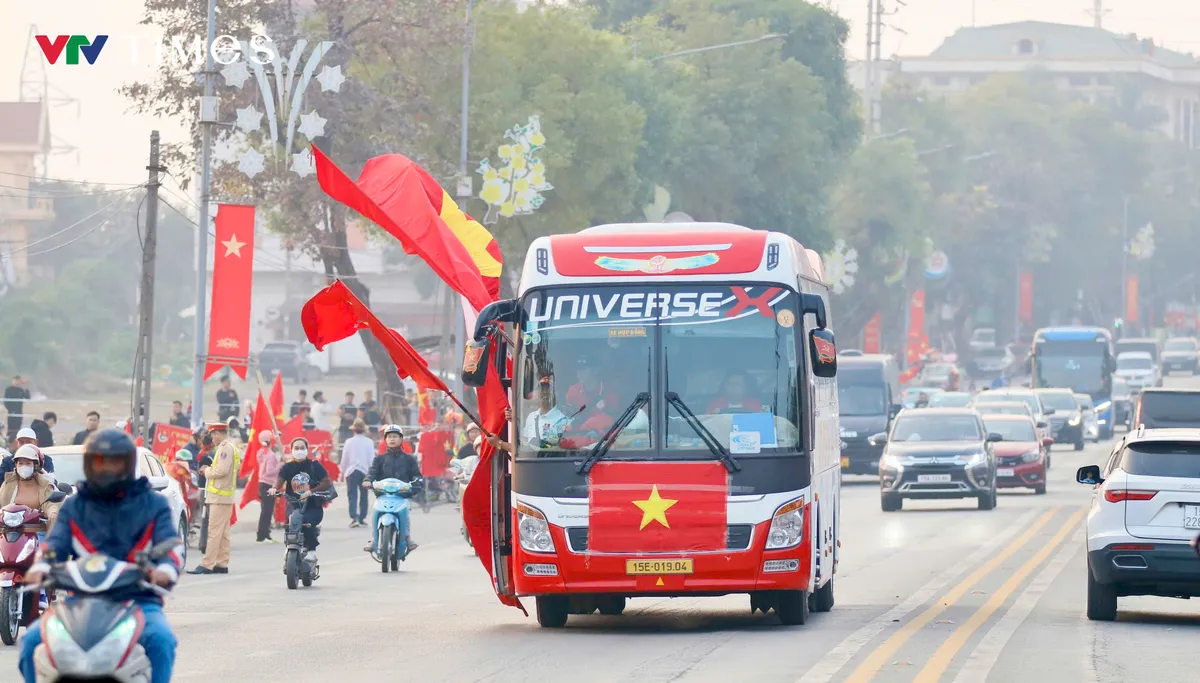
[291, 147, 315, 178]
[234, 105, 263, 134]
[297, 111, 328, 141]
[220, 59, 251, 89]
[222, 234, 246, 257]
[632, 485, 677, 530]
[237, 147, 265, 179]
[315, 65, 345, 93]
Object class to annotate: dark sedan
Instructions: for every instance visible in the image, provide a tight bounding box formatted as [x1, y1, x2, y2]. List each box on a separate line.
[1035, 388, 1085, 450]
[874, 408, 1000, 512]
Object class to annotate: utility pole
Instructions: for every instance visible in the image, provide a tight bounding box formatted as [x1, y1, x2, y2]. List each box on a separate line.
[453, 0, 478, 399]
[864, 0, 884, 135]
[190, 0, 217, 428]
[1121, 195, 1129, 325]
[863, 0, 875, 138]
[133, 131, 164, 439]
[1093, 0, 1104, 29]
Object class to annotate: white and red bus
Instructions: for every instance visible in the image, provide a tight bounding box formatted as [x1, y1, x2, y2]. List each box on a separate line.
[465, 222, 841, 627]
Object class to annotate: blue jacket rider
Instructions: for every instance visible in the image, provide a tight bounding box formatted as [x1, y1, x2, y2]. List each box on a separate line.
[20, 429, 183, 683]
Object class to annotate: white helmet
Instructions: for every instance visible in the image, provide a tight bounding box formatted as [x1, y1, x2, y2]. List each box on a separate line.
[15, 428, 36, 442]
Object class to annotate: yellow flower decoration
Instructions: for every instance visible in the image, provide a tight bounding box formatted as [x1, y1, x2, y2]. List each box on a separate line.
[477, 115, 553, 225]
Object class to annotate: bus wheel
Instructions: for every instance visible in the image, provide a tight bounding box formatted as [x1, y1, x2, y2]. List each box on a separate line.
[810, 579, 834, 613]
[536, 596, 569, 628]
[776, 590, 809, 625]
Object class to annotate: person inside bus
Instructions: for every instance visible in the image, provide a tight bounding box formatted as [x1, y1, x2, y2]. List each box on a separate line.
[565, 356, 619, 415]
[707, 371, 763, 414]
[524, 374, 570, 448]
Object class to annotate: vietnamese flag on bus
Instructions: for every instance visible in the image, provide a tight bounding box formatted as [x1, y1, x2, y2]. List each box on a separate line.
[588, 462, 728, 553]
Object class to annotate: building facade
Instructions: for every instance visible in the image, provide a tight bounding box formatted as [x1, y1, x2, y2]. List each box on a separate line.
[0, 101, 54, 289]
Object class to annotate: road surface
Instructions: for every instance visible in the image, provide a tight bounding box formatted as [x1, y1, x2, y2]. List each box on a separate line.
[4, 379, 1198, 682]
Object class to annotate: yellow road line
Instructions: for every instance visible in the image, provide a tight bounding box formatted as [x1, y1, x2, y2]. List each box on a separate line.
[841, 506, 1061, 683]
[913, 507, 1087, 682]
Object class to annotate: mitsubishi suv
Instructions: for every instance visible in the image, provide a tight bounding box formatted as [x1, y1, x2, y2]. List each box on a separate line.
[1077, 428, 1200, 621]
[875, 408, 1001, 512]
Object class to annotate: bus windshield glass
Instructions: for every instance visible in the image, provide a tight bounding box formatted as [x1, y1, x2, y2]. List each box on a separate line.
[516, 284, 802, 458]
[1033, 337, 1111, 396]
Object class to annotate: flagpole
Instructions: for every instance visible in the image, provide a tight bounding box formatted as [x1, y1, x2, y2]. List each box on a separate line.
[254, 369, 283, 438]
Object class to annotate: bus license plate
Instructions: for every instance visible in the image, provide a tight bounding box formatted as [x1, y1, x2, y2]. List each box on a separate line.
[917, 474, 952, 483]
[626, 559, 694, 575]
[1184, 505, 1200, 530]
[997, 468, 1015, 477]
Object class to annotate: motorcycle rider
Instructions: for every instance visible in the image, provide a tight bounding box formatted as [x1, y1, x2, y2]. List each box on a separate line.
[362, 425, 421, 554]
[19, 429, 183, 683]
[269, 438, 332, 560]
[0, 428, 54, 478]
[0, 445, 61, 527]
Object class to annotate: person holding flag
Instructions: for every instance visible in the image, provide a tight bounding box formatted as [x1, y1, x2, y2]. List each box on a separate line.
[254, 430, 281, 543]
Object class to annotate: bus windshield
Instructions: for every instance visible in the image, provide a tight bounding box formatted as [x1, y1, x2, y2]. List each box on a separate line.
[516, 284, 802, 458]
[1033, 338, 1111, 396]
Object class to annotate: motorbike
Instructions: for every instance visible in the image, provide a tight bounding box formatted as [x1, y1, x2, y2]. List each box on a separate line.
[28, 540, 175, 682]
[0, 492, 64, 646]
[449, 457, 478, 549]
[276, 489, 335, 590]
[371, 478, 419, 573]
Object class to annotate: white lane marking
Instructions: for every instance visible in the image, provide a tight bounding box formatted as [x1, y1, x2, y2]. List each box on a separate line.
[951, 530, 1082, 683]
[796, 508, 1040, 683]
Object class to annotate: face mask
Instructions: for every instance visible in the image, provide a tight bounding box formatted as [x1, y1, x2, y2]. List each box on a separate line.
[16, 465, 34, 479]
[293, 448, 308, 460]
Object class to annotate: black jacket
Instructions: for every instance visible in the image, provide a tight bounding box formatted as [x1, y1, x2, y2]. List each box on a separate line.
[368, 449, 421, 483]
[30, 419, 53, 447]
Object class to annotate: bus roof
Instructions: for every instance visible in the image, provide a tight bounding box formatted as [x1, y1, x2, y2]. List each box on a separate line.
[1034, 326, 1112, 341]
[519, 223, 828, 294]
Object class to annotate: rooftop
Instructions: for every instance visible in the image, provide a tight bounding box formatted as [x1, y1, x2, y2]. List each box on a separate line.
[920, 21, 1198, 68]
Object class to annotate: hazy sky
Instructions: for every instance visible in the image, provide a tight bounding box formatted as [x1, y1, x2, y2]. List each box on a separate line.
[1, 0, 1197, 188]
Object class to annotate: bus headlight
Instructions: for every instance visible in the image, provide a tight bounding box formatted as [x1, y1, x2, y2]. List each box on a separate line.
[517, 503, 555, 554]
[765, 497, 805, 550]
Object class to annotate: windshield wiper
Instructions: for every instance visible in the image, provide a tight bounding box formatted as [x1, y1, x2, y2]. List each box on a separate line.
[576, 392, 652, 475]
[666, 391, 741, 473]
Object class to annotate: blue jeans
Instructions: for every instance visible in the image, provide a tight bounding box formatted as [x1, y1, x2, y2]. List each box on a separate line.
[21, 599, 175, 683]
[370, 505, 410, 554]
[346, 471, 368, 522]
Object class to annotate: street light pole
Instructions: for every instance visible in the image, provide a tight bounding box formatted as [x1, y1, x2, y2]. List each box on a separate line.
[190, 0, 217, 428]
[1121, 194, 1129, 328]
[647, 34, 786, 63]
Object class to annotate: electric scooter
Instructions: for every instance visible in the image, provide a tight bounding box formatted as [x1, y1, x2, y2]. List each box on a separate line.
[370, 478, 419, 573]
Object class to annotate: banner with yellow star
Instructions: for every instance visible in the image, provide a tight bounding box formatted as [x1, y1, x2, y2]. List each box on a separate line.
[587, 462, 728, 553]
[204, 204, 256, 379]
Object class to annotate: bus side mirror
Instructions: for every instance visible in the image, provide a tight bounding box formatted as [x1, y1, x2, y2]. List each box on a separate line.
[810, 328, 837, 378]
[461, 337, 491, 388]
[801, 294, 828, 329]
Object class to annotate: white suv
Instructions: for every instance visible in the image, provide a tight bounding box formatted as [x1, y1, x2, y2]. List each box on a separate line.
[1077, 428, 1200, 621]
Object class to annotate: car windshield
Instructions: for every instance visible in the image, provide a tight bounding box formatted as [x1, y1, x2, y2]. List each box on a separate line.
[1074, 395, 1094, 411]
[1138, 393, 1200, 426]
[52, 454, 86, 488]
[902, 388, 941, 408]
[516, 284, 801, 458]
[976, 392, 1040, 415]
[1116, 342, 1157, 359]
[1118, 356, 1152, 371]
[1165, 339, 1196, 352]
[984, 419, 1037, 442]
[973, 329, 995, 343]
[931, 393, 971, 407]
[1038, 392, 1077, 412]
[838, 384, 887, 417]
[1034, 338, 1111, 395]
[977, 403, 1029, 417]
[1119, 442, 1200, 478]
[892, 414, 982, 442]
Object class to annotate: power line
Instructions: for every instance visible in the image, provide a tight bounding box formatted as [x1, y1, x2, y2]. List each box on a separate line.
[0, 188, 139, 259]
[0, 169, 141, 186]
[0, 182, 143, 197]
[24, 210, 124, 257]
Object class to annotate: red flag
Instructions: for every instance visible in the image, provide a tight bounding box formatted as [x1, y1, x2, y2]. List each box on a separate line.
[305, 429, 340, 481]
[238, 392, 275, 509]
[150, 423, 191, 459]
[312, 146, 492, 312]
[417, 388, 437, 426]
[587, 462, 728, 553]
[269, 372, 285, 424]
[204, 204, 256, 379]
[302, 280, 449, 393]
[863, 313, 881, 354]
[280, 414, 305, 445]
[418, 429, 453, 478]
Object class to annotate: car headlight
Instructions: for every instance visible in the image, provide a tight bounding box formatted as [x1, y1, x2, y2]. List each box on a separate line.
[880, 453, 910, 469]
[516, 503, 554, 554]
[765, 497, 805, 550]
[965, 452, 988, 468]
[1068, 415, 1081, 426]
[1021, 451, 1041, 463]
[1094, 401, 1112, 413]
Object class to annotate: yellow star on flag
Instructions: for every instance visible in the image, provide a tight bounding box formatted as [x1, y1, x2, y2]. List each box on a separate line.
[633, 485, 678, 530]
[222, 234, 246, 257]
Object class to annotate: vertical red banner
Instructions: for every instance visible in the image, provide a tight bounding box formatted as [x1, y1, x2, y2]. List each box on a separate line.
[204, 204, 256, 379]
[1018, 273, 1034, 323]
[906, 290, 926, 365]
[863, 313, 882, 353]
[1125, 276, 1139, 323]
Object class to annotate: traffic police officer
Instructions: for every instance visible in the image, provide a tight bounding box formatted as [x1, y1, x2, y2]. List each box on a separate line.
[189, 421, 238, 574]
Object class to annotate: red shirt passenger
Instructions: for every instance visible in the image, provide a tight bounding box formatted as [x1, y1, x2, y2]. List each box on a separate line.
[561, 357, 619, 447]
[707, 372, 763, 414]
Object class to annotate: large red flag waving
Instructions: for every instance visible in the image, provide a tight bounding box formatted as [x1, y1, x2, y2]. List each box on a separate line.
[301, 281, 449, 393]
[312, 147, 492, 312]
[269, 372, 285, 424]
[238, 392, 274, 509]
[204, 204, 256, 379]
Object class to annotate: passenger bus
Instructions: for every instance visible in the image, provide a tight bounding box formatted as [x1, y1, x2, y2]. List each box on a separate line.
[1031, 326, 1115, 439]
[463, 222, 841, 627]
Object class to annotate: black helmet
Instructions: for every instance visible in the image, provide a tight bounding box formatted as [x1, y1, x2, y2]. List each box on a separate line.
[83, 428, 138, 496]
